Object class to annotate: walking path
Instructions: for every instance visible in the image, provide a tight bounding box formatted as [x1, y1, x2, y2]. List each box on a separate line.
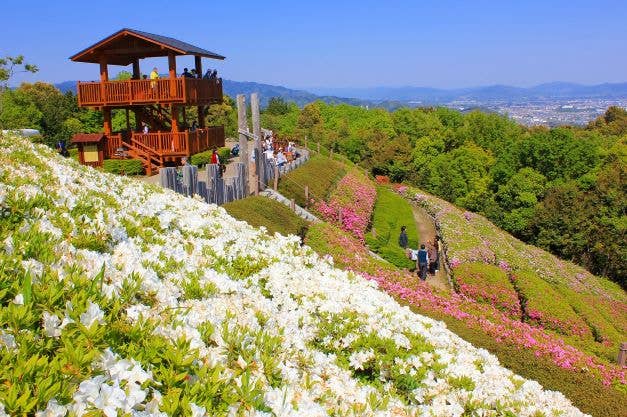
[411, 205, 451, 292]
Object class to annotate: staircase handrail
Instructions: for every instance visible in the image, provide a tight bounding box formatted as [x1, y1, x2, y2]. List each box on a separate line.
[122, 138, 161, 168]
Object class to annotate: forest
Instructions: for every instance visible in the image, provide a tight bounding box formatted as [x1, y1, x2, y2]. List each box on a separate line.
[0, 77, 624, 288]
[260, 98, 626, 288]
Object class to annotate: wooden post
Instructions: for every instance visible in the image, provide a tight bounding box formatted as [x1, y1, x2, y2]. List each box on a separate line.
[134, 109, 142, 132]
[195, 55, 205, 128]
[132, 58, 140, 79]
[99, 57, 108, 98]
[168, 52, 177, 97]
[338, 207, 343, 225]
[305, 136, 308, 151]
[317, 142, 320, 154]
[125, 108, 130, 132]
[167, 54, 179, 135]
[236, 94, 249, 195]
[171, 106, 179, 133]
[194, 55, 202, 79]
[251, 93, 262, 191]
[103, 108, 112, 136]
[291, 199, 296, 212]
[330, 149, 334, 159]
[619, 342, 627, 366]
[305, 185, 309, 204]
[273, 165, 279, 191]
[99, 58, 109, 133]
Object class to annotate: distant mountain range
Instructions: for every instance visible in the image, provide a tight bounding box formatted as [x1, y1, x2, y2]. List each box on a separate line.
[54, 79, 373, 108]
[55, 80, 627, 109]
[306, 82, 627, 103]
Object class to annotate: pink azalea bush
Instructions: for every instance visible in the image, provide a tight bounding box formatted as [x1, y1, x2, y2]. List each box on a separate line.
[399, 186, 627, 362]
[315, 169, 376, 240]
[454, 262, 522, 319]
[305, 221, 626, 388]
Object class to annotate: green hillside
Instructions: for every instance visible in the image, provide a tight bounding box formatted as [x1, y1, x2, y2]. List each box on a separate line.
[407, 187, 626, 362]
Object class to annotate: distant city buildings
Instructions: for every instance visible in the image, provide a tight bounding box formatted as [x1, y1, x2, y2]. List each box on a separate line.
[446, 99, 627, 127]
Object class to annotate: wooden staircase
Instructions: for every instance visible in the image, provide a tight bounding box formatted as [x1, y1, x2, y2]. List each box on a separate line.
[119, 134, 160, 176]
[139, 105, 171, 132]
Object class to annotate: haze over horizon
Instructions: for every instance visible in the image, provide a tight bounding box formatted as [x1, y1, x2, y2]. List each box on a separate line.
[2, 0, 626, 89]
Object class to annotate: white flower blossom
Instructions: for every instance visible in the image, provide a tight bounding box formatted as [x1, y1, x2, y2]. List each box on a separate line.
[0, 136, 592, 417]
[0, 330, 16, 351]
[35, 398, 67, 417]
[80, 302, 105, 328]
[189, 403, 207, 417]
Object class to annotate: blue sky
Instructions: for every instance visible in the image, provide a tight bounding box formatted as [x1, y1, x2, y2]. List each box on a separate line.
[2, 0, 626, 88]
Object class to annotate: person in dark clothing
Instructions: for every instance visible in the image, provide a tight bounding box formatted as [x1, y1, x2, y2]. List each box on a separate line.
[182, 68, 194, 78]
[398, 225, 409, 248]
[434, 236, 441, 273]
[427, 240, 437, 274]
[417, 244, 429, 281]
[56, 140, 69, 157]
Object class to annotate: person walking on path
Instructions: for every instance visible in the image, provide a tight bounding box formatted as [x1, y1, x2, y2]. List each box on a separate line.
[427, 240, 437, 275]
[398, 225, 409, 248]
[417, 244, 429, 281]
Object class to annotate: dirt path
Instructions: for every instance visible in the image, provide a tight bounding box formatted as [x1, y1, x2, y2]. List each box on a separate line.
[411, 205, 451, 292]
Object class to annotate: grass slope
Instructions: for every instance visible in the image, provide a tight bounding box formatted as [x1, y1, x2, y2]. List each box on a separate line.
[278, 154, 346, 206]
[407, 187, 626, 363]
[366, 186, 419, 269]
[223, 196, 308, 238]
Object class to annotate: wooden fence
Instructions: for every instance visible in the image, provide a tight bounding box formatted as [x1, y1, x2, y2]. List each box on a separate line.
[158, 148, 309, 205]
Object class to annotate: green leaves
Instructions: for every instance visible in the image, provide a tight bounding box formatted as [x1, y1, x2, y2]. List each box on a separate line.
[21, 271, 32, 304]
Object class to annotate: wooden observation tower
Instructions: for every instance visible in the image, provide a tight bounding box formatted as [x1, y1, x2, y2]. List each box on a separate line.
[70, 28, 226, 174]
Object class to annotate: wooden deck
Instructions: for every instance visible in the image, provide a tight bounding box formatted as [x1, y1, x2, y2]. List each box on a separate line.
[77, 78, 223, 107]
[104, 127, 225, 175]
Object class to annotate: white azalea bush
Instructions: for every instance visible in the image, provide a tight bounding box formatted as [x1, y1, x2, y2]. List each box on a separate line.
[0, 135, 588, 416]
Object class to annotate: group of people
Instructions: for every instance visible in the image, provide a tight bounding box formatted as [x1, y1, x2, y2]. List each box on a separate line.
[181, 68, 219, 80]
[263, 133, 298, 168]
[399, 226, 440, 281]
[142, 67, 219, 82]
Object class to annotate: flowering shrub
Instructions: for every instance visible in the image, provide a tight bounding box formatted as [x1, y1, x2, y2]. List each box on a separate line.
[454, 262, 522, 318]
[314, 169, 376, 240]
[513, 270, 592, 337]
[401, 187, 627, 362]
[305, 222, 626, 391]
[0, 135, 592, 416]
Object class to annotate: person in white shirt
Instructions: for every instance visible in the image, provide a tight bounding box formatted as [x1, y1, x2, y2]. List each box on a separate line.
[276, 150, 287, 167]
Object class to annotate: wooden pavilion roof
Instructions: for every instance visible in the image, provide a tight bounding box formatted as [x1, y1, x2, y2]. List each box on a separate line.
[71, 133, 105, 143]
[70, 28, 225, 66]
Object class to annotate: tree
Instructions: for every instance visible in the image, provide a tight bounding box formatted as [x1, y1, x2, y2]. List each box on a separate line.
[296, 101, 324, 142]
[265, 97, 290, 115]
[519, 127, 599, 181]
[205, 95, 237, 138]
[496, 167, 547, 236]
[0, 55, 38, 88]
[423, 143, 495, 211]
[0, 55, 38, 130]
[587, 106, 627, 136]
